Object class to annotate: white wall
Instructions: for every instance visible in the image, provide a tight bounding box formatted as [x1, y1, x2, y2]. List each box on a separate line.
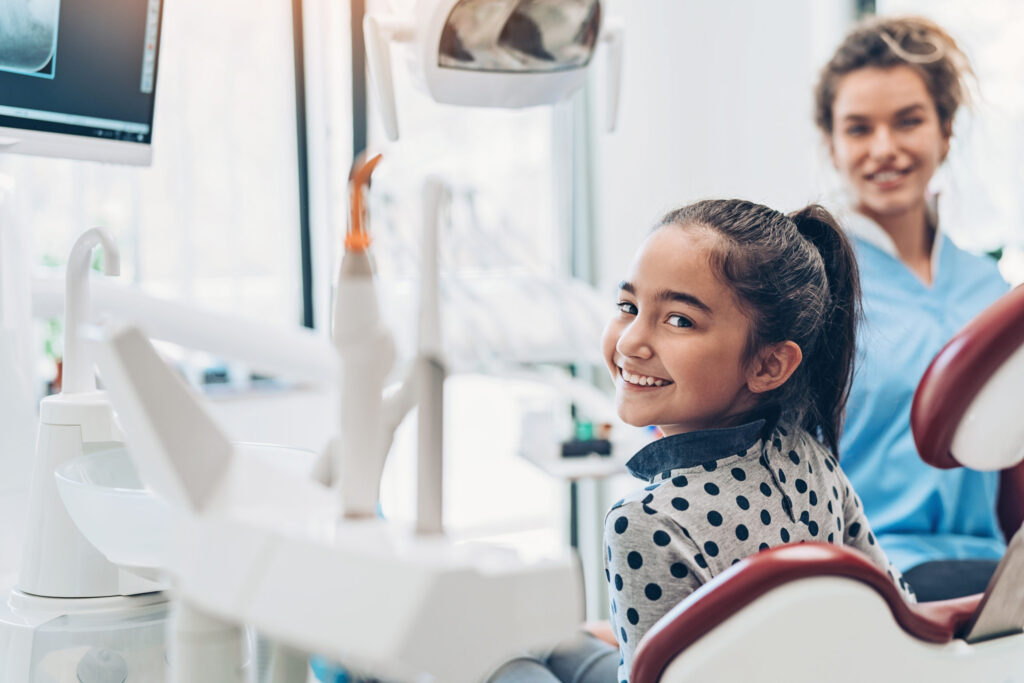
[592, 0, 855, 293]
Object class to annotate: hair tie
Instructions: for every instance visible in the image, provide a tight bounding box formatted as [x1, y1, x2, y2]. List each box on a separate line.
[879, 28, 946, 65]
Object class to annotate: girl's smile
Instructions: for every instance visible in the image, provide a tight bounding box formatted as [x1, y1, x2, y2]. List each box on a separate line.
[615, 362, 673, 388]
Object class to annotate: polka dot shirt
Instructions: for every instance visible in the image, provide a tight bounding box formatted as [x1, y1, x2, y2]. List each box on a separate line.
[604, 413, 915, 681]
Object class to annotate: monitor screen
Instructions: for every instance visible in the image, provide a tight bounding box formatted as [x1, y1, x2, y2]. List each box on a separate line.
[0, 0, 163, 165]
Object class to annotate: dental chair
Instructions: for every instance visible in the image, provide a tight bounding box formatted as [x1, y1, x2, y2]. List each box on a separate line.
[630, 284, 1024, 683]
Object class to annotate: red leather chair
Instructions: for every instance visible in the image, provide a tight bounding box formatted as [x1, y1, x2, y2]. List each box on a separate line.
[630, 285, 1024, 683]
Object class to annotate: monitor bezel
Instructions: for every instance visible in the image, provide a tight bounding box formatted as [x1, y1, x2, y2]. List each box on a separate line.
[0, 126, 153, 165]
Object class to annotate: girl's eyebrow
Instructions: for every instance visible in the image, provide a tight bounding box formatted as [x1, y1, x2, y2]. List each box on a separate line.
[618, 281, 712, 314]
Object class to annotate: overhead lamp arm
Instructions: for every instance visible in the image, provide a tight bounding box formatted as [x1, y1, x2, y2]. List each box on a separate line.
[363, 15, 415, 142]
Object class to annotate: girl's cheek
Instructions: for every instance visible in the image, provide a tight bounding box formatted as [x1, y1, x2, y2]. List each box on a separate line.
[600, 321, 619, 361]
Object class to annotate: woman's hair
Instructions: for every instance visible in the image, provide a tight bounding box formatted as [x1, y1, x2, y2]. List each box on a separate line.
[814, 15, 973, 137]
[657, 200, 860, 457]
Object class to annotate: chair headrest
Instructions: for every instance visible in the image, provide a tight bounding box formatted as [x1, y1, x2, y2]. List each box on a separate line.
[912, 285, 1024, 470]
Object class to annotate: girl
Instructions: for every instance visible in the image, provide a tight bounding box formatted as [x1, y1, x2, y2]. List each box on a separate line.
[815, 16, 1012, 600]
[486, 199, 913, 683]
[603, 199, 914, 681]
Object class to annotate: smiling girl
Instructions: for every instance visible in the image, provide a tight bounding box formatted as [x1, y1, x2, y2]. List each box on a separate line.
[602, 200, 914, 681]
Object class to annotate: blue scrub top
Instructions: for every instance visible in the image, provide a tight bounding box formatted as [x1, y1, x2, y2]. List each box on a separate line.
[840, 231, 1010, 571]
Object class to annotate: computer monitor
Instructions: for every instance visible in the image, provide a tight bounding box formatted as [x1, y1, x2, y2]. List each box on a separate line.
[0, 0, 163, 165]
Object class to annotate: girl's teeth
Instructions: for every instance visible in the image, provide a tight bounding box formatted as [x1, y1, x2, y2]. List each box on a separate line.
[621, 369, 667, 387]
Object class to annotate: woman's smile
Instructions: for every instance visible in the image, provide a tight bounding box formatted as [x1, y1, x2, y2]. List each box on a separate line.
[865, 165, 912, 190]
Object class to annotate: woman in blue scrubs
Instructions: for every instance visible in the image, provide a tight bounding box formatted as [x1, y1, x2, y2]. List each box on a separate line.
[814, 15, 1015, 600]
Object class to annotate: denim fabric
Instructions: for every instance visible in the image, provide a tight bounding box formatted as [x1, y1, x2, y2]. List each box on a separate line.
[625, 409, 777, 482]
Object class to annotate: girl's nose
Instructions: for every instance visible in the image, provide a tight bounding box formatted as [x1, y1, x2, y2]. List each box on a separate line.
[617, 320, 653, 359]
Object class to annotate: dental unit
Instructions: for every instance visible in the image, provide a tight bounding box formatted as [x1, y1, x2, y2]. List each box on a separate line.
[74, 152, 581, 682]
[0, 1, 625, 679]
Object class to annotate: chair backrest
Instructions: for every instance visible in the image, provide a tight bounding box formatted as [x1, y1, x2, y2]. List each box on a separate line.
[630, 543, 981, 683]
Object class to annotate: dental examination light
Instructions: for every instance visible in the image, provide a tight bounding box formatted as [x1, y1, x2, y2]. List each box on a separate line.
[364, 0, 623, 140]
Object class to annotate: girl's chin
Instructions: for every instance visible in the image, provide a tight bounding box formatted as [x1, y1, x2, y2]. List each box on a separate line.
[615, 406, 655, 429]
[619, 416, 647, 428]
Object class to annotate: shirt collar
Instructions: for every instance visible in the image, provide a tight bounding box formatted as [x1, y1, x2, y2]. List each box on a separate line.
[834, 195, 943, 277]
[625, 407, 780, 482]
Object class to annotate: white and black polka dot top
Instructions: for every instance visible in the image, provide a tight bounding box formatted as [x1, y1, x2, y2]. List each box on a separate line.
[604, 411, 915, 682]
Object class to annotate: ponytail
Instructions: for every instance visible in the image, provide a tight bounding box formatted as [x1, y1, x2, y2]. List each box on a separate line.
[788, 205, 862, 456]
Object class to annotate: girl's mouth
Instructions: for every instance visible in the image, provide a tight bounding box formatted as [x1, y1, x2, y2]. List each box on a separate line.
[619, 366, 673, 388]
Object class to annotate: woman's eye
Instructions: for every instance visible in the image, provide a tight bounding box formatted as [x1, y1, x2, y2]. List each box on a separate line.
[667, 314, 693, 328]
[617, 301, 637, 315]
[897, 117, 922, 129]
[845, 125, 869, 137]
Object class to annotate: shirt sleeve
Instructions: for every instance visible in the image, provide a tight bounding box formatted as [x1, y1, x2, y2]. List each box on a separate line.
[604, 502, 707, 676]
[836, 462, 917, 603]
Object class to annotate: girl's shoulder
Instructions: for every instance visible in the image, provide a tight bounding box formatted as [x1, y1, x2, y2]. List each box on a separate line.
[605, 470, 694, 523]
[765, 422, 840, 473]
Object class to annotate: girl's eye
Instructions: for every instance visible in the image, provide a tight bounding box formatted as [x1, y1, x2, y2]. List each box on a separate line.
[667, 314, 693, 328]
[897, 117, 923, 129]
[617, 301, 637, 316]
[845, 125, 869, 137]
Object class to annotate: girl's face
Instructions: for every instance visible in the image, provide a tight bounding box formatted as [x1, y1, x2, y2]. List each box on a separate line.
[601, 226, 761, 436]
[829, 65, 950, 224]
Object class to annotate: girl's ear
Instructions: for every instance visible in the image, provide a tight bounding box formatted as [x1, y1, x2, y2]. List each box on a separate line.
[746, 341, 803, 395]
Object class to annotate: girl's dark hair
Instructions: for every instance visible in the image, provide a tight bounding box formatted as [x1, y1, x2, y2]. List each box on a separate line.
[814, 15, 972, 137]
[657, 200, 861, 457]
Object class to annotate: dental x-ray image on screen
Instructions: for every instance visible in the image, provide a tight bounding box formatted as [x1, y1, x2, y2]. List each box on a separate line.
[0, 0, 163, 164]
[0, 0, 60, 77]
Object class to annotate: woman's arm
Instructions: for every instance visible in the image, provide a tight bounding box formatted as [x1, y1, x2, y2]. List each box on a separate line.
[583, 619, 617, 647]
[998, 461, 1024, 540]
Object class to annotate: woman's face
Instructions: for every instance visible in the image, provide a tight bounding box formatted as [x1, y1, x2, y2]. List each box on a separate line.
[600, 226, 760, 436]
[828, 65, 950, 224]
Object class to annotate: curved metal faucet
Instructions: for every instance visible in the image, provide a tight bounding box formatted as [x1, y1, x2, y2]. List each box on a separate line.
[63, 228, 120, 394]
